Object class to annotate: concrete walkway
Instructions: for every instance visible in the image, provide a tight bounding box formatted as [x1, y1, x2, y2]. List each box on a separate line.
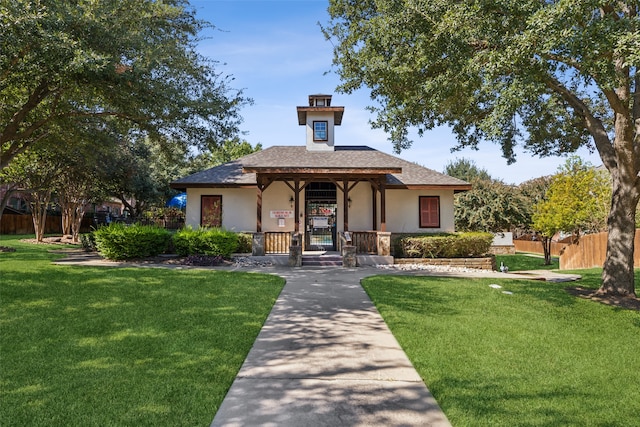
[52, 252, 580, 426]
[210, 266, 451, 427]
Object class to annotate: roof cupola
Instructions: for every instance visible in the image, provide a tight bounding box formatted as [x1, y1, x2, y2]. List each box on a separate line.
[297, 94, 344, 152]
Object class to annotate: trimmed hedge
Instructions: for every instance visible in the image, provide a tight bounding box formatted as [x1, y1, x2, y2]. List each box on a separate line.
[93, 223, 172, 260]
[173, 227, 239, 258]
[398, 232, 494, 258]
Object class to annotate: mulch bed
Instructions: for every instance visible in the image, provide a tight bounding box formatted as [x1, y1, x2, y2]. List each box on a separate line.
[566, 286, 640, 312]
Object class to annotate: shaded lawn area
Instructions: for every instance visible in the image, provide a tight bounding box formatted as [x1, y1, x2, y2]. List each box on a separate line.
[0, 237, 284, 427]
[362, 269, 640, 427]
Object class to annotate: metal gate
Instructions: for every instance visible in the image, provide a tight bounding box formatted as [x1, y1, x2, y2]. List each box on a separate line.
[306, 202, 336, 250]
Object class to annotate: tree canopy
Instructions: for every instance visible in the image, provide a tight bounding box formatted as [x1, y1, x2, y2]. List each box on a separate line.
[1, 0, 248, 169]
[445, 158, 529, 232]
[325, 0, 639, 297]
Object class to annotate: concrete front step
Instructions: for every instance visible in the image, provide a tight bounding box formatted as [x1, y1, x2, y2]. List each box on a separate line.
[302, 255, 343, 267]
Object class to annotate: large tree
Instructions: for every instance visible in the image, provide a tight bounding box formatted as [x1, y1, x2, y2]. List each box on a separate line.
[325, 1, 639, 297]
[1, 0, 248, 170]
[445, 158, 530, 232]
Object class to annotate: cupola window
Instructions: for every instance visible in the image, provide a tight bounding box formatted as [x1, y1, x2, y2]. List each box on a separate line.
[313, 121, 328, 141]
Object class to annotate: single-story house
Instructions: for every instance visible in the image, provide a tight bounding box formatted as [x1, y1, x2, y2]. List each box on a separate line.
[171, 94, 470, 259]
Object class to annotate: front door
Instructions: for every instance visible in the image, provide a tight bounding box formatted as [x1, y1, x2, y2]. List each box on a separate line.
[305, 183, 337, 251]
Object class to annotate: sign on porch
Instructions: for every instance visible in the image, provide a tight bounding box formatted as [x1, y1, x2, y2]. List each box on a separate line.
[270, 210, 294, 218]
[312, 217, 329, 228]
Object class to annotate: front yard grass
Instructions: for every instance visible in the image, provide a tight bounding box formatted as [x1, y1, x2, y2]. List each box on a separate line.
[362, 269, 640, 426]
[0, 237, 284, 426]
[495, 253, 559, 271]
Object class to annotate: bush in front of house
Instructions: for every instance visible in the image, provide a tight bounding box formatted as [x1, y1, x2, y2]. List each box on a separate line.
[236, 233, 252, 254]
[80, 232, 97, 252]
[93, 223, 172, 260]
[173, 227, 239, 258]
[398, 232, 494, 258]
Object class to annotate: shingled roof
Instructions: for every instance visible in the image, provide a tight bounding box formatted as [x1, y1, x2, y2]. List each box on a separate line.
[171, 145, 470, 190]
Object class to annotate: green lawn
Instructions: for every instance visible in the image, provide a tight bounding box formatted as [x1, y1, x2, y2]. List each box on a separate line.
[496, 253, 559, 271]
[362, 270, 640, 426]
[0, 236, 284, 427]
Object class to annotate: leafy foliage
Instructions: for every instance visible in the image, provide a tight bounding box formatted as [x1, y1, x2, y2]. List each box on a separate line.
[446, 158, 530, 232]
[444, 158, 491, 182]
[398, 232, 494, 258]
[1, 0, 249, 170]
[173, 227, 240, 258]
[236, 232, 253, 254]
[533, 157, 610, 237]
[324, 1, 639, 296]
[93, 223, 171, 260]
[80, 232, 97, 252]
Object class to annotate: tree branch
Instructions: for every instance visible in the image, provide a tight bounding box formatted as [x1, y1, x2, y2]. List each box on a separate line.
[544, 75, 617, 171]
[0, 131, 50, 170]
[0, 80, 50, 145]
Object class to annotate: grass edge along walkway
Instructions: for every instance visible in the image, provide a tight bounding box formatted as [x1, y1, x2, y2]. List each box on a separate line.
[362, 270, 640, 427]
[0, 237, 284, 427]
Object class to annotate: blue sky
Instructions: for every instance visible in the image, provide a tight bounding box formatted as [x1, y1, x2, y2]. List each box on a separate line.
[190, 0, 602, 184]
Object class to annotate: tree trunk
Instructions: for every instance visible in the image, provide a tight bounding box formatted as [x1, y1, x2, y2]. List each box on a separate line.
[598, 171, 639, 298]
[30, 190, 51, 242]
[71, 204, 85, 243]
[541, 237, 552, 265]
[61, 202, 72, 236]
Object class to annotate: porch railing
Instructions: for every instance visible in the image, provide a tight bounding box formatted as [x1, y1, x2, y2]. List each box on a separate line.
[351, 231, 378, 255]
[264, 231, 292, 254]
[263, 230, 383, 255]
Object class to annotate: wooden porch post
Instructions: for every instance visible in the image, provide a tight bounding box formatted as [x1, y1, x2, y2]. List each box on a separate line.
[343, 177, 349, 231]
[294, 179, 300, 233]
[371, 185, 378, 231]
[380, 178, 386, 232]
[256, 186, 262, 232]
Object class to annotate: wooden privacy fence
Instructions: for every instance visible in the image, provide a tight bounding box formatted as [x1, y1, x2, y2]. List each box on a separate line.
[1, 214, 95, 235]
[264, 231, 291, 254]
[560, 230, 640, 270]
[514, 240, 566, 257]
[1, 214, 61, 235]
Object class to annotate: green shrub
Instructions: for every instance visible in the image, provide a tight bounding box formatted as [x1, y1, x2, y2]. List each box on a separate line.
[398, 232, 493, 258]
[173, 227, 240, 258]
[80, 232, 97, 252]
[94, 223, 172, 260]
[236, 233, 252, 253]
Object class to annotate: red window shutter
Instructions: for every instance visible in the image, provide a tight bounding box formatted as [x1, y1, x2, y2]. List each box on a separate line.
[420, 197, 440, 228]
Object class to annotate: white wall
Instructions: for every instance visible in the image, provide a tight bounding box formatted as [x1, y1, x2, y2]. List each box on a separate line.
[185, 185, 457, 234]
[261, 181, 298, 232]
[342, 181, 373, 231]
[305, 111, 335, 151]
[385, 189, 456, 233]
[185, 188, 256, 231]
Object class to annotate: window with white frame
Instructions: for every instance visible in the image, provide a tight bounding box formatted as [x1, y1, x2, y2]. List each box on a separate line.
[313, 121, 328, 141]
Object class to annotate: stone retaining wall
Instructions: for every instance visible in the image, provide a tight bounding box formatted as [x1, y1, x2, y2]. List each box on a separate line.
[394, 256, 496, 271]
[490, 245, 516, 255]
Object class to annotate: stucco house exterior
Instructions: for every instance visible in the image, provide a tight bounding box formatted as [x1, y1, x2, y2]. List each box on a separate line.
[171, 94, 470, 260]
